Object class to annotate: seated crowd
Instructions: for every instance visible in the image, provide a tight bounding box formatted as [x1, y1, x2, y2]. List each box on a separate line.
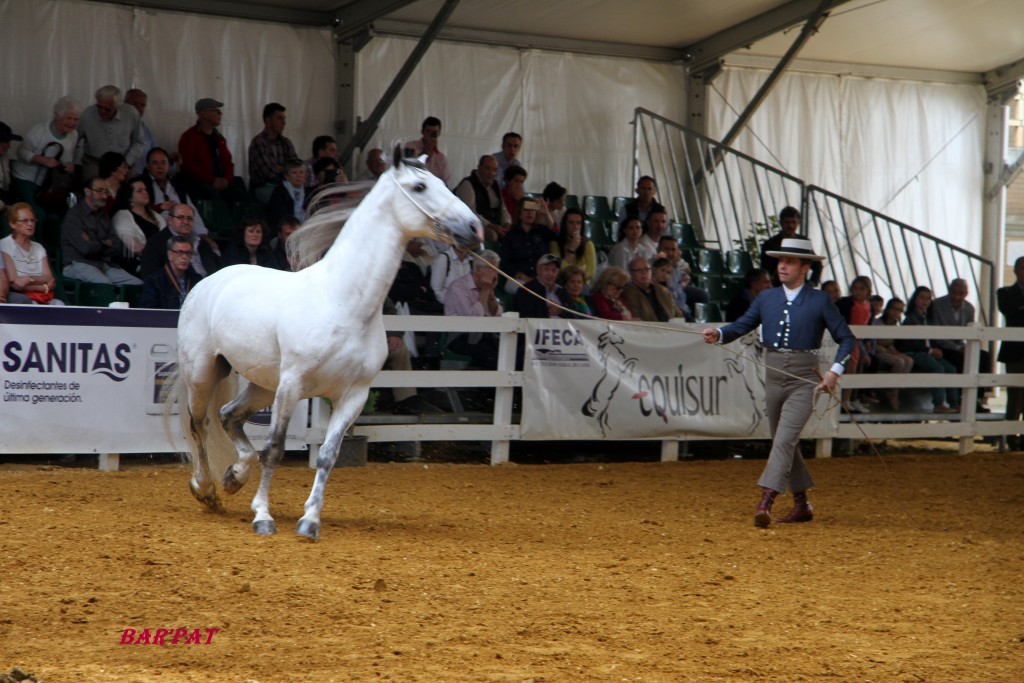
[0, 88, 1000, 420]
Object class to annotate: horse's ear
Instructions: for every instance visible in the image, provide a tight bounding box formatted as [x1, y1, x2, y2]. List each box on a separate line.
[393, 144, 404, 169]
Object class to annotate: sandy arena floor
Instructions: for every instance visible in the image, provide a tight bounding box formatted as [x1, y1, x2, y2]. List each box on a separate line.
[1, 449, 1022, 682]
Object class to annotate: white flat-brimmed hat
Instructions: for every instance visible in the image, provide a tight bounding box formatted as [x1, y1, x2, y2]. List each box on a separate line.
[764, 237, 825, 262]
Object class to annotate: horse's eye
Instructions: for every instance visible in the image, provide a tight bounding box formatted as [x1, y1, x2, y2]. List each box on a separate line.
[413, 182, 427, 192]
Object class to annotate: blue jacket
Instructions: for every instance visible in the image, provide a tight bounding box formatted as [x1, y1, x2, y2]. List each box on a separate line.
[719, 285, 856, 368]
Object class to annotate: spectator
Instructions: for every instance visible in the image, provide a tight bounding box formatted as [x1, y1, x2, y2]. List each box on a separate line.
[11, 98, 80, 222]
[178, 98, 246, 202]
[617, 175, 665, 225]
[493, 132, 522, 189]
[760, 206, 821, 286]
[726, 267, 770, 322]
[620, 255, 682, 322]
[514, 253, 570, 318]
[139, 235, 203, 309]
[96, 151, 130, 214]
[550, 208, 596, 284]
[639, 208, 671, 252]
[125, 88, 159, 175]
[871, 298, 914, 410]
[357, 147, 387, 182]
[897, 285, 959, 414]
[560, 264, 592, 318]
[402, 116, 449, 185]
[453, 155, 509, 241]
[0, 122, 21, 221]
[430, 244, 474, 304]
[928, 278, 991, 412]
[1, 203, 58, 304]
[606, 217, 655, 271]
[382, 297, 442, 415]
[443, 249, 503, 369]
[111, 176, 165, 275]
[821, 279, 840, 303]
[141, 147, 210, 238]
[60, 175, 142, 285]
[501, 165, 528, 219]
[589, 266, 634, 321]
[263, 215, 301, 272]
[75, 85, 145, 180]
[267, 159, 309, 229]
[541, 181, 567, 229]
[249, 102, 297, 201]
[836, 275, 875, 413]
[303, 135, 347, 190]
[997, 256, 1024, 447]
[222, 216, 273, 267]
[140, 203, 219, 278]
[310, 156, 342, 191]
[656, 234, 707, 314]
[869, 294, 884, 322]
[501, 197, 555, 295]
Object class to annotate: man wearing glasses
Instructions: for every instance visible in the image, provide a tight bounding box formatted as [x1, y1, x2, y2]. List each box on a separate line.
[139, 235, 202, 309]
[620, 255, 682, 322]
[60, 177, 142, 285]
[139, 204, 220, 278]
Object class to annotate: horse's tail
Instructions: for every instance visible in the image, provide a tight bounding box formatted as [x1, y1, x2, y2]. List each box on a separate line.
[162, 364, 239, 484]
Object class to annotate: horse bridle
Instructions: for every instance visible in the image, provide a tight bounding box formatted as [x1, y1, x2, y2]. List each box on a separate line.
[390, 168, 464, 244]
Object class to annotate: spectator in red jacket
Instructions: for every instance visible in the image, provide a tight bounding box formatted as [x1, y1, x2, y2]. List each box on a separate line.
[177, 98, 246, 202]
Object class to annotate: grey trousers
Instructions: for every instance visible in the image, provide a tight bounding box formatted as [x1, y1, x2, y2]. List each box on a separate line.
[759, 351, 817, 494]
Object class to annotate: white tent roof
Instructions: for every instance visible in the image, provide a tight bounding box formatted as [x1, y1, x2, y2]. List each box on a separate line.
[165, 0, 1024, 79]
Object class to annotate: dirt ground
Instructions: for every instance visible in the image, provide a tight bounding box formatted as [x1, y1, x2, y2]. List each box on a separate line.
[1, 448, 1022, 682]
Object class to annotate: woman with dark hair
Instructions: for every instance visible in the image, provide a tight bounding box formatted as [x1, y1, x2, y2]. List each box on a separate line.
[111, 176, 165, 275]
[501, 165, 528, 218]
[96, 151, 129, 213]
[872, 298, 914, 410]
[222, 216, 273, 267]
[606, 217, 655, 271]
[550, 208, 596, 283]
[835, 275, 874, 412]
[897, 285, 960, 413]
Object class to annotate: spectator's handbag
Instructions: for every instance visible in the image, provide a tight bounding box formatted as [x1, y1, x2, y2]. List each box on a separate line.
[35, 142, 74, 210]
[25, 291, 55, 304]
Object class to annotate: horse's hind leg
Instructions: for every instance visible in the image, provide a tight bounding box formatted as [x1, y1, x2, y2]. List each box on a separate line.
[220, 381, 275, 495]
[250, 384, 302, 536]
[296, 386, 369, 542]
[185, 357, 231, 510]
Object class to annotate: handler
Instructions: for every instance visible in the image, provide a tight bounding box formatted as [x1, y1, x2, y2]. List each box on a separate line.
[702, 238, 856, 528]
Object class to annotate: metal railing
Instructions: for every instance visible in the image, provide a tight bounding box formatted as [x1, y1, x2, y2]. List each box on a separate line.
[630, 108, 994, 321]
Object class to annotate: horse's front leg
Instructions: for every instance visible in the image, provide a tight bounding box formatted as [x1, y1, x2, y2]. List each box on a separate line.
[220, 382, 275, 495]
[295, 387, 369, 542]
[249, 386, 300, 536]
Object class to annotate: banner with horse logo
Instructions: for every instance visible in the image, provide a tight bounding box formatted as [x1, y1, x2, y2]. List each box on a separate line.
[520, 319, 838, 440]
[0, 307, 308, 453]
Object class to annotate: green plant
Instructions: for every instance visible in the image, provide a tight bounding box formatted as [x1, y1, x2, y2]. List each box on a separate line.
[735, 215, 778, 267]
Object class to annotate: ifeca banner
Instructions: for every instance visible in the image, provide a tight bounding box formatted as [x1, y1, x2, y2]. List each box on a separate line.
[0, 306, 308, 453]
[521, 319, 838, 440]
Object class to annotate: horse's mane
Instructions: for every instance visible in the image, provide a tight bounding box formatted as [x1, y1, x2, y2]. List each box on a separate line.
[287, 180, 376, 271]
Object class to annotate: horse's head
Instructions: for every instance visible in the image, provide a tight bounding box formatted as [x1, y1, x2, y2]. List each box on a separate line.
[388, 145, 483, 249]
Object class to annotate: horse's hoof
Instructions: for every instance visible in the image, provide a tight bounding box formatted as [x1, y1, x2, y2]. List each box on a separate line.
[295, 518, 320, 542]
[252, 519, 277, 535]
[223, 466, 247, 495]
[189, 481, 222, 511]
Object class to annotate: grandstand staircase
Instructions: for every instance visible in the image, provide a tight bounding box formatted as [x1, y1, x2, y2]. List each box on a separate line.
[619, 108, 995, 324]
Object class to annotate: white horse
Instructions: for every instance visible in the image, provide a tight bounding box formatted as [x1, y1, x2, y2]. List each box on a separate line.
[173, 153, 482, 541]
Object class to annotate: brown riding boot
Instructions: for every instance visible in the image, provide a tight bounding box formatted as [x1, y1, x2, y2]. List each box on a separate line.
[754, 487, 778, 528]
[776, 490, 814, 524]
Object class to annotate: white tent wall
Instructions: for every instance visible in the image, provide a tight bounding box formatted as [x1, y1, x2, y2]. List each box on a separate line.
[0, 0, 336, 185]
[708, 66, 987, 255]
[355, 35, 688, 199]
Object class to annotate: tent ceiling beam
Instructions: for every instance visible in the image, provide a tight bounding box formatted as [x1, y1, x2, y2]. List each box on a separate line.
[87, 0, 332, 26]
[334, 0, 419, 42]
[371, 19, 683, 62]
[683, 0, 851, 78]
[985, 57, 1024, 103]
[338, 0, 460, 167]
[718, 0, 832, 149]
